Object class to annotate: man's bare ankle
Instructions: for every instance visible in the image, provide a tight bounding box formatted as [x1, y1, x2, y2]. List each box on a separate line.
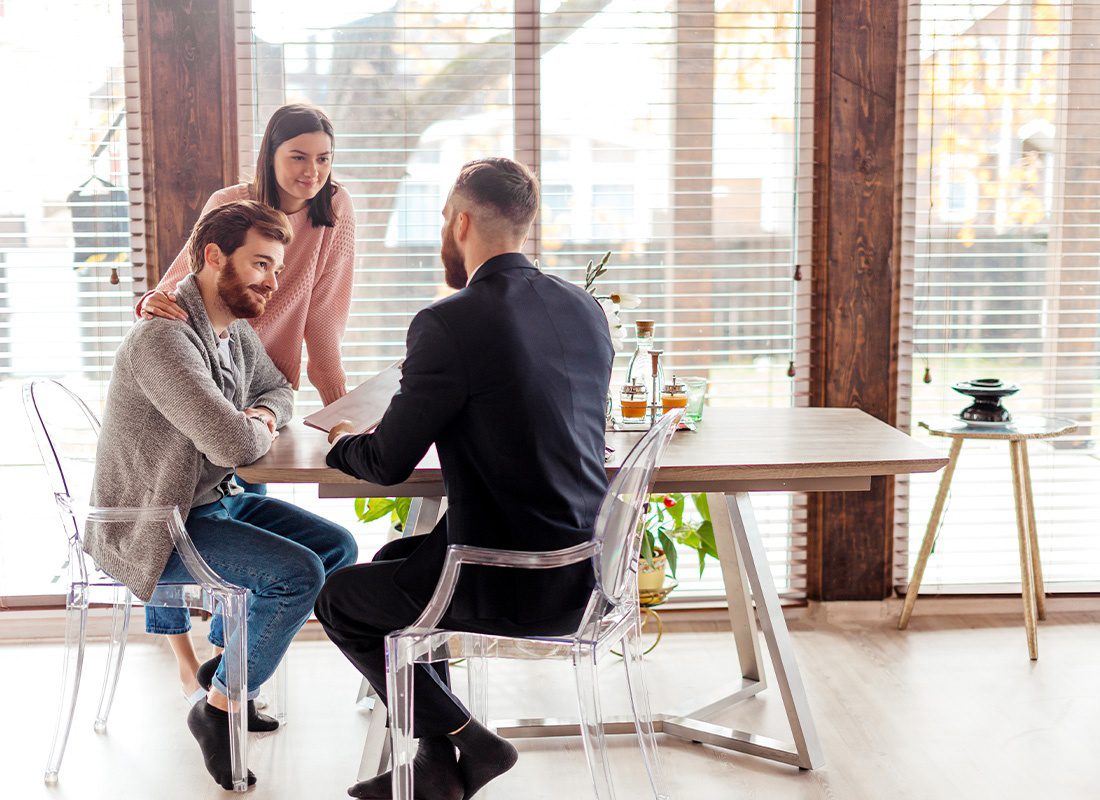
[206, 690, 232, 712]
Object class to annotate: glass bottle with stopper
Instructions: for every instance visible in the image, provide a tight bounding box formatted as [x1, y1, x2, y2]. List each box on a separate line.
[625, 320, 664, 398]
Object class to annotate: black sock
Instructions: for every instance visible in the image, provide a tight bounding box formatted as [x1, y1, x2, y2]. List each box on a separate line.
[186, 698, 257, 790]
[247, 701, 279, 733]
[347, 736, 462, 800]
[195, 654, 220, 691]
[195, 654, 278, 733]
[447, 718, 519, 799]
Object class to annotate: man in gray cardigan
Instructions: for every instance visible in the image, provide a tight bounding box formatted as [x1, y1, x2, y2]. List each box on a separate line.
[88, 200, 357, 790]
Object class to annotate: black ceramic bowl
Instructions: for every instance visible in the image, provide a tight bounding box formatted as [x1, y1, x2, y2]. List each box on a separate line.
[951, 378, 1019, 423]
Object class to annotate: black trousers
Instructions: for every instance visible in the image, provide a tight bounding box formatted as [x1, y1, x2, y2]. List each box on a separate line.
[314, 536, 583, 739]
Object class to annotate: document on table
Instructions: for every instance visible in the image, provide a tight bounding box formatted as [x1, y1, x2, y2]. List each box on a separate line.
[302, 360, 403, 434]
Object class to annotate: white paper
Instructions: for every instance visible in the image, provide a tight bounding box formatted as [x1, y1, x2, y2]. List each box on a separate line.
[302, 360, 403, 434]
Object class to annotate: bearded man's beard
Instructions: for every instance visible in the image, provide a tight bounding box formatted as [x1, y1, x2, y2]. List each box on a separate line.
[441, 220, 467, 290]
[217, 256, 270, 319]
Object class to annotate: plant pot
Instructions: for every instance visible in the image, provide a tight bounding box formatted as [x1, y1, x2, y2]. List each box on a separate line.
[638, 551, 668, 594]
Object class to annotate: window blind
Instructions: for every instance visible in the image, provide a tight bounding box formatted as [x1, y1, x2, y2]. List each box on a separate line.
[897, 0, 1100, 593]
[235, 0, 815, 601]
[0, 0, 143, 599]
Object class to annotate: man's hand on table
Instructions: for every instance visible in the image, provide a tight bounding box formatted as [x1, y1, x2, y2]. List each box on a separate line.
[244, 406, 278, 439]
[328, 419, 357, 446]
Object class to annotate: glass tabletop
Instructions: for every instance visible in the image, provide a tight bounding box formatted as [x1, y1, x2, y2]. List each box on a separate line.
[919, 415, 1078, 439]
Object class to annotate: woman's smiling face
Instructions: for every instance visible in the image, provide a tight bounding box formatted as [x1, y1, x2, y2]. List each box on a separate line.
[272, 131, 332, 213]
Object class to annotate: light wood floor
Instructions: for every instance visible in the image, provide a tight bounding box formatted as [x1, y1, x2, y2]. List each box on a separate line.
[1, 606, 1097, 800]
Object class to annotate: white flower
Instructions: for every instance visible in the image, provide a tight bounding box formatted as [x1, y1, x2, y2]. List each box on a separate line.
[597, 298, 628, 351]
[609, 292, 641, 309]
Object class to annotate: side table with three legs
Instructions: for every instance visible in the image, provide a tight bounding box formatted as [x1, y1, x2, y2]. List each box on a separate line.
[898, 415, 1077, 659]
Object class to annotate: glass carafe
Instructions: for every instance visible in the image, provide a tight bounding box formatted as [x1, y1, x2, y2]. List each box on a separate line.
[625, 320, 664, 398]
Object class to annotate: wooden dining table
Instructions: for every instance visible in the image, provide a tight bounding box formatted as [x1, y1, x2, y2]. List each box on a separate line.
[239, 406, 946, 771]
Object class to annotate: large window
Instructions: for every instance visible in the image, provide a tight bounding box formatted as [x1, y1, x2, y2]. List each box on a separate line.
[0, 2, 814, 604]
[237, 0, 815, 600]
[0, 0, 142, 601]
[897, 0, 1100, 592]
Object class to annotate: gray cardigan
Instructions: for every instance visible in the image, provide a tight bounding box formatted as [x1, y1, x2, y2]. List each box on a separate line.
[87, 275, 293, 601]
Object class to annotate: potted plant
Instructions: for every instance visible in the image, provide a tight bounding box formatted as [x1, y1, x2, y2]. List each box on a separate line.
[640, 493, 720, 596]
[354, 497, 412, 538]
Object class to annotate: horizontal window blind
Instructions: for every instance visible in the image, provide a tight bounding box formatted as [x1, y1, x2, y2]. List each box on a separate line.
[897, 0, 1100, 593]
[0, 0, 142, 598]
[236, 0, 814, 601]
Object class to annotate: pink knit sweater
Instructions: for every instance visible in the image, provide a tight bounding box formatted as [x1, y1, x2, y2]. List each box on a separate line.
[140, 184, 356, 405]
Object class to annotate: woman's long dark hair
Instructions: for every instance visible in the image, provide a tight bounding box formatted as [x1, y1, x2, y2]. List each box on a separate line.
[250, 104, 337, 228]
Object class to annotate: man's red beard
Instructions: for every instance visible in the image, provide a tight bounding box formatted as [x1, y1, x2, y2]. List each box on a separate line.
[217, 255, 271, 319]
[441, 219, 467, 290]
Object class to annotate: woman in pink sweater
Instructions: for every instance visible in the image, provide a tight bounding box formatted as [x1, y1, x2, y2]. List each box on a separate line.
[140, 104, 353, 404]
[140, 104, 356, 705]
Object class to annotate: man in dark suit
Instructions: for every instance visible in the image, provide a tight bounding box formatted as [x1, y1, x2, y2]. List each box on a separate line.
[315, 157, 614, 800]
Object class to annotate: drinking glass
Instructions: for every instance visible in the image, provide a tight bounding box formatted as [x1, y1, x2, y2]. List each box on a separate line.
[682, 377, 707, 422]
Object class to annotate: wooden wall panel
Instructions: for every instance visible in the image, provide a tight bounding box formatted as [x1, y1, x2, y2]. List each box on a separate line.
[136, 0, 238, 282]
[809, 0, 903, 600]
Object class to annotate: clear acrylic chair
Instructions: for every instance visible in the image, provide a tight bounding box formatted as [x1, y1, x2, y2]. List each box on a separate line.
[379, 409, 683, 800]
[23, 379, 257, 792]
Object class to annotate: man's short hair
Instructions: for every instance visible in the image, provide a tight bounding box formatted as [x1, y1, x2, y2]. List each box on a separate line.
[188, 200, 293, 274]
[452, 157, 540, 240]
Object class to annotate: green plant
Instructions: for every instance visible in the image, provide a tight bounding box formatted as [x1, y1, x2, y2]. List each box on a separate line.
[641, 493, 719, 578]
[583, 250, 612, 294]
[354, 497, 412, 533]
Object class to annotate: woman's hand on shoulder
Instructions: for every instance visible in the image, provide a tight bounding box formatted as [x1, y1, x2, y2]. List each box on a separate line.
[141, 290, 187, 321]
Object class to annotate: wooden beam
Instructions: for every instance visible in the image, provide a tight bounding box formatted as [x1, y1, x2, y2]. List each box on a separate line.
[1042, 4, 1100, 441]
[808, 0, 904, 600]
[136, 0, 238, 283]
[515, 0, 541, 263]
[670, 0, 716, 364]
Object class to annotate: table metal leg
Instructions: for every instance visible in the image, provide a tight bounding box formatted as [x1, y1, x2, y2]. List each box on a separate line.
[899, 437, 964, 630]
[355, 496, 446, 755]
[1009, 440, 1040, 660]
[707, 492, 765, 689]
[1017, 441, 1046, 620]
[720, 492, 824, 769]
[356, 692, 391, 780]
[356, 676, 374, 705]
[405, 497, 444, 537]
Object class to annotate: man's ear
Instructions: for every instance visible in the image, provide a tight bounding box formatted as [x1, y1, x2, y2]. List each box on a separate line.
[203, 242, 226, 272]
[455, 211, 471, 243]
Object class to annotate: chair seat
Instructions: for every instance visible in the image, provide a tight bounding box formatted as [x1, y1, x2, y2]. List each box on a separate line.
[401, 606, 637, 662]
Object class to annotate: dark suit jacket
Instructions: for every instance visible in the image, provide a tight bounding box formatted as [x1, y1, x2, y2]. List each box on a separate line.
[327, 252, 614, 625]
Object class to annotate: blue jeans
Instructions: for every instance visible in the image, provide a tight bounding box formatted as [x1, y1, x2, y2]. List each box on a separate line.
[235, 476, 267, 496]
[148, 492, 357, 697]
[145, 476, 266, 638]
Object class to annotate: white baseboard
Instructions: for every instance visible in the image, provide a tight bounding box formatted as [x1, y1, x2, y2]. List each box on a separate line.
[0, 611, 336, 645]
[4, 594, 1099, 643]
[798, 594, 1100, 625]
